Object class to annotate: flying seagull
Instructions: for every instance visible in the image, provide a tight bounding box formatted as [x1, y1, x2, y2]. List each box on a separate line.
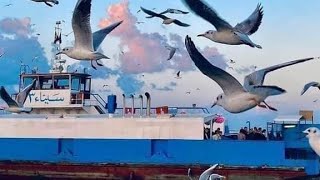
[301, 82, 320, 95]
[165, 45, 177, 60]
[3, 3, 12, 7]
[303, 127, 320, 156]
[57, 0, 120, 70]
[0, 79, 36, 113]
[63, 31, 73, 37]
[183, 0, 263, 48]
[199, 164, 225, 180]
[185, 36, 285, 113]
[229, 59, 235, 64]
[140, 7, 190, 27]
[188, 164, 225, 180]
[0, 52, 5, 58]
[30, 0, 59, 7]
[147, 8, 189, 18]
[175, 71, 181, 79]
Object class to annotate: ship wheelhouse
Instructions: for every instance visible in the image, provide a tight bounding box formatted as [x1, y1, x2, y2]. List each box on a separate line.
[19, 72, 105, 114]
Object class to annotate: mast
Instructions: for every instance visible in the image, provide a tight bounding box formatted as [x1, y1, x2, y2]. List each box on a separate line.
[50, 21, 66, 73]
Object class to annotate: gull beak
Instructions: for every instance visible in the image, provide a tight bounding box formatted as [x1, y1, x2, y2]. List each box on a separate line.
[211, 101, 217, 108]
[298, 130, 308, 139]
[197, 34, 205, 37]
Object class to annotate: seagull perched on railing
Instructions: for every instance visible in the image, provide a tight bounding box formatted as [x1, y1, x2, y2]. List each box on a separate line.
[300, 82, 320, 95]
[30, 0, 59, 7]
[141, 7, 190, 27]
[57, 0, 116, 70]
[303, 127, 320, 156]
[182, 0, 263, 48]
[0, 79, 36, 113]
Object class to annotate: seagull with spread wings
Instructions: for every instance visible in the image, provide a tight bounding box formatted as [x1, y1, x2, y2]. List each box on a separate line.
[185, 36, 286, 113]
[0, 79, 36, 113]
[183, 0, 263, 48]
[30, 0, 59, 7]
[57, 0, 122, 70]
[141, 7, 190, 27]
[147, 8, 189, 18]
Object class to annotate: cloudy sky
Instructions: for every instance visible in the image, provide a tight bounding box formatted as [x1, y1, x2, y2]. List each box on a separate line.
[1, 0, 320, 127]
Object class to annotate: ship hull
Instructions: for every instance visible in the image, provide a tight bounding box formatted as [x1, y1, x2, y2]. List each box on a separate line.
[0, 161, 310, 180]
[0, 137, 317, 179]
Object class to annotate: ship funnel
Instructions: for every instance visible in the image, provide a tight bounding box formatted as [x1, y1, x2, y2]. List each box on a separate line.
[139, 95, 143, 117]
[145, 92, 151, 117]
[122, 94, 126, 117]
[130, 94, 134, 117]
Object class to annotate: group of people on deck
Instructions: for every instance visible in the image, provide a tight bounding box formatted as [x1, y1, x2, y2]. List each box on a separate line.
[238, 127, 267, 140]
[204, 127, 223, 140]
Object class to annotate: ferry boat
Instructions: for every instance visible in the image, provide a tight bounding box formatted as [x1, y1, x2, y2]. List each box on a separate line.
[0, 22, 319, 180]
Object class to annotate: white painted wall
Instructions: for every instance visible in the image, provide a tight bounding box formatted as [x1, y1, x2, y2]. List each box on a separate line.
[0, 116, 204, 140]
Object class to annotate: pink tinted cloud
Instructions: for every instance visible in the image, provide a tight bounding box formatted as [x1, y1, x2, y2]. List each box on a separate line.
[98, 1, 226, 74]
[0, 17, 33, 38]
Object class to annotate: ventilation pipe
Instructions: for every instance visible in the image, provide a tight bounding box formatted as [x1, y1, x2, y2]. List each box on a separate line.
[130, 94, 134, 117]
[145, 92, 151, 117]
[122, 94, 126, 117]
[139, 95, 143, 117]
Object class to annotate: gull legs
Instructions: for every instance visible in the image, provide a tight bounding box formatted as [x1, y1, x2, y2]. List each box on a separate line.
[90, 60, 104, 70]
[257, 101, 278, 111]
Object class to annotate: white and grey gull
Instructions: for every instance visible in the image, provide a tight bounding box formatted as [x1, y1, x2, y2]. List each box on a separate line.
[141, 7, 190, 27]
[186, 36, 316, 113]
[30, 0, 59, 7]
[57, 0, 112, 70]
[182, 0, 263, 48]
[303, 127, 320, 157]
[186, 36, 288, 113]
[0, 79, 36, 113]
[146, 8, 189, 18]
[188, 164, 226, 180]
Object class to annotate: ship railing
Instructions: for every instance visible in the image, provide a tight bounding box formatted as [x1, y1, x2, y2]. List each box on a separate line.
[114, 107, 211, 117]
[82, 93, 107, 114]
[70, 92, 84, 105]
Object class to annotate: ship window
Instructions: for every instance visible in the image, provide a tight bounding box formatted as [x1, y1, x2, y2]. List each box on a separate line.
[39, 77, 53, 90]
[54, 75, 69, 89]
[85, 78, 91, 91]
[23, 77, 36, 89]
[285, 148, 317, 160]
[71, 77, 80, 91]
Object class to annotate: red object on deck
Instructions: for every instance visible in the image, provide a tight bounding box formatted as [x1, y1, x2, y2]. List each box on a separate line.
[125, 107, 135, 114]
[156, 106, 169, 114]
[214, 115, 225, 123]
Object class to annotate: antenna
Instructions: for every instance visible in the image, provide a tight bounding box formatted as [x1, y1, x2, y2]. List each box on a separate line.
[50, 21, 67, 73]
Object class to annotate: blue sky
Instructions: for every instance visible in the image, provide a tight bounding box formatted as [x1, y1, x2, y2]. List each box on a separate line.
[1, 0, 320, 127]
